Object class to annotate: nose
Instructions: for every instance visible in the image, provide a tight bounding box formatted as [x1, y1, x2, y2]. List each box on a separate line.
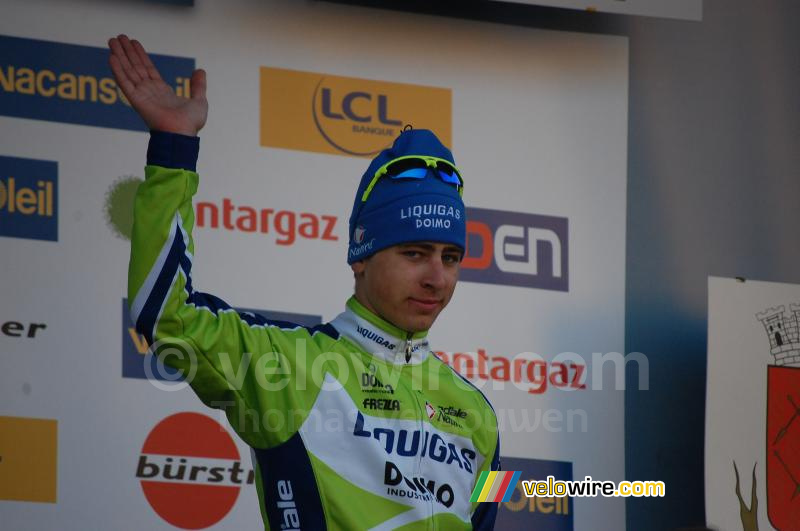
[421, 255, 447, 291]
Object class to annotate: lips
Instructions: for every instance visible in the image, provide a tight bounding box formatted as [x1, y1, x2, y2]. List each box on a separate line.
[408, 298, 441, 312]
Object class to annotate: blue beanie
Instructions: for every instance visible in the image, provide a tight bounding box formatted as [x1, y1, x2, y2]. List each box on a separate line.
[347, 129, 466, 264]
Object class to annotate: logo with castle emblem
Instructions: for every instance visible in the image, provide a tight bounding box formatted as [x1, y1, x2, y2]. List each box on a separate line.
[738, 305, 800, 530]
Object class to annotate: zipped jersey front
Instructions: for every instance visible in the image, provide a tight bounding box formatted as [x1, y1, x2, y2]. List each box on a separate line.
[128, 131, 500, 530]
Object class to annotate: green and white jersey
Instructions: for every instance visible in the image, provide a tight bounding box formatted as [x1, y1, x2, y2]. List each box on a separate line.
[128, 132, 500, 530]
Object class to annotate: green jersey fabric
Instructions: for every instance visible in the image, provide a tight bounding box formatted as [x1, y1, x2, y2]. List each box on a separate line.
[128, 131, 500, 530]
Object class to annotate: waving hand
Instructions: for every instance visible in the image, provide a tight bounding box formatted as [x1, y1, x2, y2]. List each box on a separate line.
[108, 35, 207, 136]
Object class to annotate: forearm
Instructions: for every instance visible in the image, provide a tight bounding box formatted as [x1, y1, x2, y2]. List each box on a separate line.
[128, 130, 200, 343]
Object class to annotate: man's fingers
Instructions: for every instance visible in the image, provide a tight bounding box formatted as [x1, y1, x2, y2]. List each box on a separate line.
[131, 39, 163, 82]
[109, 36, 142, 84]
[118, 35, 149, 83]
[108, 54, 137, 99]
[190, 69, 207, 100]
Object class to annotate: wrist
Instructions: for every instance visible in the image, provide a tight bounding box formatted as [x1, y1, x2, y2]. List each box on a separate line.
[147, 131, 200, 171]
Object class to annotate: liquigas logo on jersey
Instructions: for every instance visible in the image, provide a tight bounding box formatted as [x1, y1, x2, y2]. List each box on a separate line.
[0, 34, 194, 131]
[259, 66, 451, 157]
[0, 155, 57, 241]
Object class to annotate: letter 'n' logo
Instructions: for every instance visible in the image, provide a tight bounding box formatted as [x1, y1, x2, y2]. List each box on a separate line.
[460, 207, 568, 292]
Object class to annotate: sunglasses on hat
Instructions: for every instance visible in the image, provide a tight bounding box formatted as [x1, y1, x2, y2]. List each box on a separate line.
[360, 155, 464, 203]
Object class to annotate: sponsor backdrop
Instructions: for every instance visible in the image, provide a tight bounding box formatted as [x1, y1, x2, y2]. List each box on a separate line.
[0, 0, 627, 529]
[705, 277, 800, 530]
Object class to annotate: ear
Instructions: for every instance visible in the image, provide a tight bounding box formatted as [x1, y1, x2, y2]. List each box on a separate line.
[351, 260, 367, 275]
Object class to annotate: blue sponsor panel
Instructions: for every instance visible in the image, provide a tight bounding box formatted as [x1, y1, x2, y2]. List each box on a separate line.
[121, 298, 322, 381]
[496, 456, 574, 530]
[0, 154, 57, 241]
[0, 35, 194, 131]
[461, 207, 568, 291]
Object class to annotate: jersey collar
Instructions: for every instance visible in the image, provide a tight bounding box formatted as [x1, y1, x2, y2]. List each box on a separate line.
[330, 296, 430, 365]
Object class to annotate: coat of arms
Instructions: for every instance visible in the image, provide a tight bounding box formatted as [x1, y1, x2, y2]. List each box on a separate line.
[738, 306, 800, 530]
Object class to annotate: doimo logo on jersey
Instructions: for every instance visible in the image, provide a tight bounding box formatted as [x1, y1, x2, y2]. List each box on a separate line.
[0, 416, 57, 503]
[0, 34, 194, 131]
[137, 412, 254, 529]
[495, 456, 574, 530]
[0, 154, 57, 241]
[462, 207, 569, 291]
[121, 298, 321, 381]
[260, 66, 451, 157]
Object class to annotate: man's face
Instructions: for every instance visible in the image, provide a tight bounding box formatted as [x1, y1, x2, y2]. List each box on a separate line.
[351, 242, 462, 333]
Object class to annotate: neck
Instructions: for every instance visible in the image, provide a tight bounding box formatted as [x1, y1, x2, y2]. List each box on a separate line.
[348, 295, 428, 340]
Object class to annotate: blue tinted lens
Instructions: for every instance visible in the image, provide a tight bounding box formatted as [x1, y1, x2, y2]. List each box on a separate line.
[437, 170, 461, 186]
[391, 167, 428, 179]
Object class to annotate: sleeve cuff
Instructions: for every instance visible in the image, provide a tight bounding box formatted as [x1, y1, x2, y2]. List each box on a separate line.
[147, 130, 200, 171]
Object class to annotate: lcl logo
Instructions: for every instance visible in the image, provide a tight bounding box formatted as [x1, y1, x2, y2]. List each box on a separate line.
[318, 88, 401, 126]
[461, 207, 568, 292]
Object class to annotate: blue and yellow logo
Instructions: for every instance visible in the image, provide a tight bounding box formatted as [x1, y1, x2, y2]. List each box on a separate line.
[496, 456, 573, 530]
[0, 155, 57, 241]
[0, 34, 194, 131]
[260, 67, 451, 157]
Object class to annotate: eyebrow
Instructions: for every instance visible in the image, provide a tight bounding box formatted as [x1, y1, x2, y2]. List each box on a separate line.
[399, 243, 463, 254]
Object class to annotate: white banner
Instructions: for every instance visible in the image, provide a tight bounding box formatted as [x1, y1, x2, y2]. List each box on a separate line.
[494, 0, 702, 21]
[0, 0, 628, 529]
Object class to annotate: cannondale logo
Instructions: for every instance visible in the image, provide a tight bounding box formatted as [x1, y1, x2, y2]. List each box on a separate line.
[354, 225, 366, 244]
[426, 402, 436, 420]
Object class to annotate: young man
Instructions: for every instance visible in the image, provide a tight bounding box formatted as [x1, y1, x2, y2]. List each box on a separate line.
[111, 35, 500, 530]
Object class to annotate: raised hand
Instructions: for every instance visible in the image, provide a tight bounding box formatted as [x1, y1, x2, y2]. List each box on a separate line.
[108, 35, 207, 136]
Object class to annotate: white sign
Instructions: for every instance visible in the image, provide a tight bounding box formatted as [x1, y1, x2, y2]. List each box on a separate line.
[706, 276, 800, 530]
[495, 0, 702, 21]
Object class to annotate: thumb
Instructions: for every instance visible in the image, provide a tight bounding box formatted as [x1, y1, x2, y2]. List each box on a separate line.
[190, 68, 206, 100]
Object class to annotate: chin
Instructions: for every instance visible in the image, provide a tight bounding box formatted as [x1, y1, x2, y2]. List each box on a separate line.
[410, 317, 436, 333]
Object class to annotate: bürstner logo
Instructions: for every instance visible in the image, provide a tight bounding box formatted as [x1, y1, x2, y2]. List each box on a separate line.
[0, 155, 58, 241]
[461, 207, 569, 292]
[0, 35, 195, 131]
[137, 412, 254, 529]
[259, 67, 452, 158]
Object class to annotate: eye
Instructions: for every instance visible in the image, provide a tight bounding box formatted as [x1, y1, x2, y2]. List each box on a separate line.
[443, 253, 461, 264]
[402, 250, 422, 258]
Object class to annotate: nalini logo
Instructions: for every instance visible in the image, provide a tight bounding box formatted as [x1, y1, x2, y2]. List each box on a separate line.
[260, 66, 451, 157]
[0, 34, 194, 131]
[137, 412, 254, 529]
[0, 155, 58, 241]
[461, 207, 568, 291]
